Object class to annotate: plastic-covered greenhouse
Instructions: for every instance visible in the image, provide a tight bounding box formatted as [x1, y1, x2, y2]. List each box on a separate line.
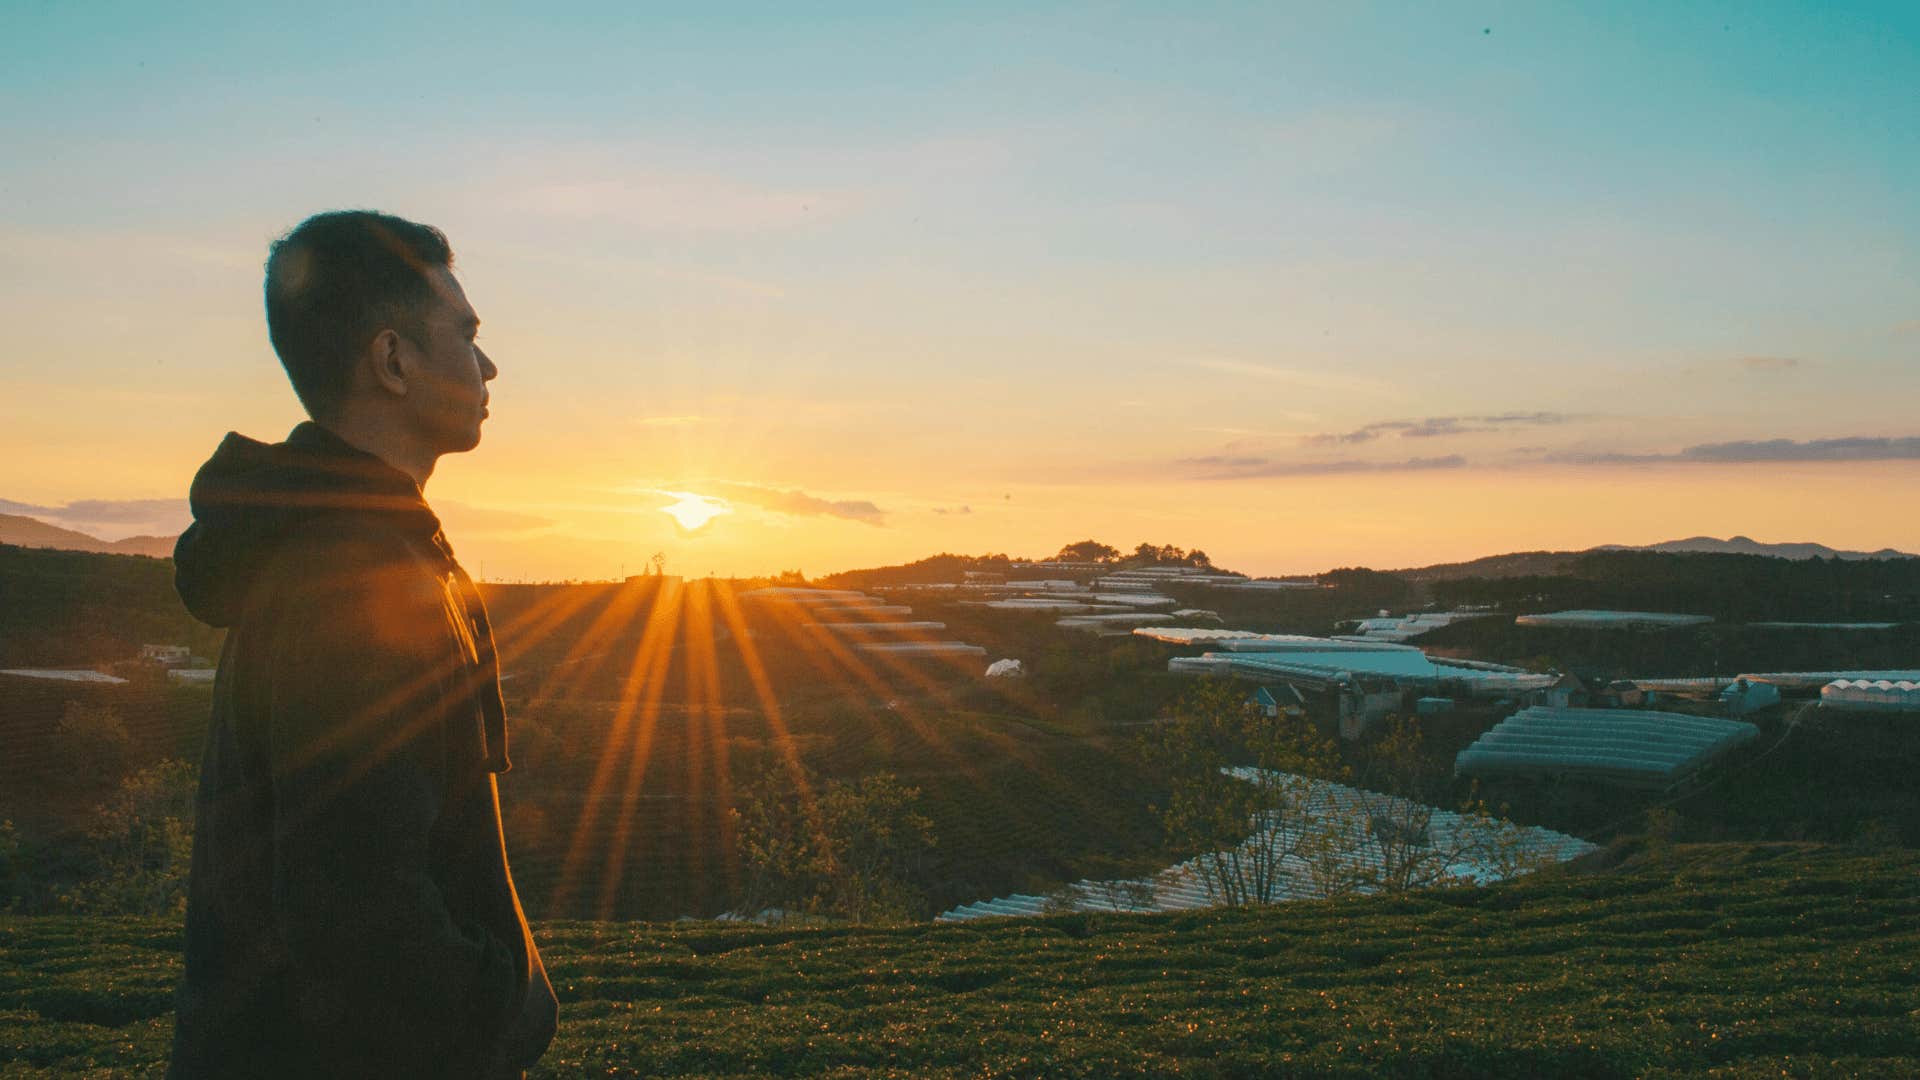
[1820, 679, 1920, 713]
[938, 771, 1595, 921]
[1454, 706, 1758, 788]
[1515, 610, 1712, 630]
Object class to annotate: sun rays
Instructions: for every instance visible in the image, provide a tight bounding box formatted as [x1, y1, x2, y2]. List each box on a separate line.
[508, 574, 997, 918]
[657, 491, 731, 531]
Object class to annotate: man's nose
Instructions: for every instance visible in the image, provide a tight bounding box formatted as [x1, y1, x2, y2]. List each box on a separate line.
[477, 345, 499, 381]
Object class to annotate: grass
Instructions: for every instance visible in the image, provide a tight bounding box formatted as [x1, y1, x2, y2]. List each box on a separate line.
[4, 842, 1917, 1077]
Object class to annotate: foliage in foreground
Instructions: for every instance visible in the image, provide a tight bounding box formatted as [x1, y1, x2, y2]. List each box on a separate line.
[2, 843, 1916, 1077]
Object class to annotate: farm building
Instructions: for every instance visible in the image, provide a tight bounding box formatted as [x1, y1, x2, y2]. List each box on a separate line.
[1515, 610, 1713, 630]
[938, 771, 1595, 921]
[1820, 679, 1920, 713]
[1454, 706, 1759, 788]
[1720, 678, 1781, 716]
[1247, 684, 1307, 718]
[139, 644, 191, 665]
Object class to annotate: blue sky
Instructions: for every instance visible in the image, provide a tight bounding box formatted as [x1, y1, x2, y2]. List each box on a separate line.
[2, 2, 1915, 577]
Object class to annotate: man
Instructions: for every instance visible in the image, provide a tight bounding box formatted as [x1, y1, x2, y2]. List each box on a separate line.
[168, 211, 557, 1078]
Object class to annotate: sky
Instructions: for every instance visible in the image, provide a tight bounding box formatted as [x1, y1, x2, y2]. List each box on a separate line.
[2, 2, 1915, 581]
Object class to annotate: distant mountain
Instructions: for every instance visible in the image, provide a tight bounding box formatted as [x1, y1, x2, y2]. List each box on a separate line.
[1595, 535, 1916, 561]
[0, 513, 175, 558]
[1396, 536, 1916, 582]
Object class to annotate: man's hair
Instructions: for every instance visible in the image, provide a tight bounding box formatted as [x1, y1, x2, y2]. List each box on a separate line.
[264, 210, 453, 420]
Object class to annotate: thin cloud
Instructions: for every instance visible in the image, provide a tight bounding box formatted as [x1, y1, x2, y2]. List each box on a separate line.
[1180, 357, 1393, 397]
[434, 501, 556, 534]
[1734, 356, 1800, 372]
[709, 482, 887, 526]
[0, 497, 190, 537]
[1548, 436, 1920, 466]
[517, 174, 849, 233]
[1182, 455, 1468, 480]
[1307, 411, 1574, 445]
[632, 415, 715, 428]
[931, 505, 972, 516]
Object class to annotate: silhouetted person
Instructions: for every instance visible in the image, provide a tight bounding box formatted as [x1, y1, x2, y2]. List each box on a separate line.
[168, 211, 556, 1079]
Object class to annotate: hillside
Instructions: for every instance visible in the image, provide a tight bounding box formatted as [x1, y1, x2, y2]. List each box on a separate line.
[3, 843, 1915, 1076]
[1600, 535, 1916, 561]
[0, 515, 175, 558]
[0, 544, 223, 668]
[1398, 537, 1917, 583]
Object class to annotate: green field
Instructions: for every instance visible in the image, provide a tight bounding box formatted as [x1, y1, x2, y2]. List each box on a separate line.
[4, 843, 1916, 1077]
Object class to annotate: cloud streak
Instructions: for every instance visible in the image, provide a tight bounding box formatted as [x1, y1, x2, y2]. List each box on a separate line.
[709, 482, 887, 526]
[1548, 436, 1920, 465]
[1182, 455, 1468, 480]
[0, 497, 189, 537]
[1180, 357, 1393, 397]
[632, 415, 715, 428]
[1733, 355, 1799, 372]
[1307, 411, 1575, 445]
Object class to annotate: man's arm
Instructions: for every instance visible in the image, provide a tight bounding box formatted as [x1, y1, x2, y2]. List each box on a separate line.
[265, 538, 521, 1059]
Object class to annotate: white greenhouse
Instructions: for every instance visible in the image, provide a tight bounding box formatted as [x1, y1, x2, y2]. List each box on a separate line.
[1515, 610, 1713, 630]
[938, 771, 1594, 921]
[1820, 679, 1920, 713]
[1454, 706, 1759, 788]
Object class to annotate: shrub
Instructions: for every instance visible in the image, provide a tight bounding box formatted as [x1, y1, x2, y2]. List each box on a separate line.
[55, 759, 197, 916]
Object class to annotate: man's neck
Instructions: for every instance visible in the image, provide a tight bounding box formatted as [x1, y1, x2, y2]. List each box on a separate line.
[315, 414, 436, 488]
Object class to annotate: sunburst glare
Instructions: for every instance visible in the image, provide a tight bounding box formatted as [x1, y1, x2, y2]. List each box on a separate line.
[659, 491, 731, 531]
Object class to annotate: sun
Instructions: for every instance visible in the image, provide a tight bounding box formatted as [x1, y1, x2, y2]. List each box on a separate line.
[659, 491, 731, 531]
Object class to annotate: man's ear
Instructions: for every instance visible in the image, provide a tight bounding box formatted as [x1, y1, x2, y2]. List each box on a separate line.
[368, 328, 410, 398]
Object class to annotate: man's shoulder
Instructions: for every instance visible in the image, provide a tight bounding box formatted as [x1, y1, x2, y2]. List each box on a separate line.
[261, 517, 453, 622]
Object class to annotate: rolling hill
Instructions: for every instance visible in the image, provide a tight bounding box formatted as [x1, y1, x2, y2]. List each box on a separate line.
[0, 514, 175, 558]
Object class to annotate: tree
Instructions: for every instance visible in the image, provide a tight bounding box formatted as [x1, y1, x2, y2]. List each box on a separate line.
[1346, 716, 1552, 892]
[56, 759, 197, 915]
[1141, 682, 1348, 906]
[1054, 540, 1120, 563]
[1141, 686, 1554, 909]
[51, 700, 133, 782]
[729, 764, 936, 922]
[0, 820, 22, 913]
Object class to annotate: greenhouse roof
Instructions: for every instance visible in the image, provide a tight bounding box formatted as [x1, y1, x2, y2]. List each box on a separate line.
[1736, 669, 1920, 690]
[1748, 622, 1899, 631]
[938, 770, 1594, 921]
[0, 668, 128, 684]
[809, 621, 946, 634]
[1820, 679, 1920, 713]
[1454, 706, 1759, 788]
[740, 587, 869, 603]
[1169, 647, 1549, 695]
[1515, 610, 1713, 629]
[1132, 627, 1270, 644]
[853, 641, 988, 657]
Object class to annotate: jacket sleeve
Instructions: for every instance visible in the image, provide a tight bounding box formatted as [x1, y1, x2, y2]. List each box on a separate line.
[263, 536, 521, 1059]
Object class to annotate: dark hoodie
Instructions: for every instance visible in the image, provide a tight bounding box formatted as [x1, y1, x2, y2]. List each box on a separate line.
[168, 422, 554, 1079]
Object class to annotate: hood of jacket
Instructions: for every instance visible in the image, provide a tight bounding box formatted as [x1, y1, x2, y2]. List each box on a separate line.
[174, 422, 444, 628]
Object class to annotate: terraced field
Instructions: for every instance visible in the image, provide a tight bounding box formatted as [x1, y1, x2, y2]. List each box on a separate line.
[4, 843, 1915, 1077]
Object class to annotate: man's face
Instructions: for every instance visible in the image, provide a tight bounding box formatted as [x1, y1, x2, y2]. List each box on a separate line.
[402, 266, 497, 455]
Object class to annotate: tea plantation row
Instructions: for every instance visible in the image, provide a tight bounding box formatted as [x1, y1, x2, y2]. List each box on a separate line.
[3, 842, 1916, 1076]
